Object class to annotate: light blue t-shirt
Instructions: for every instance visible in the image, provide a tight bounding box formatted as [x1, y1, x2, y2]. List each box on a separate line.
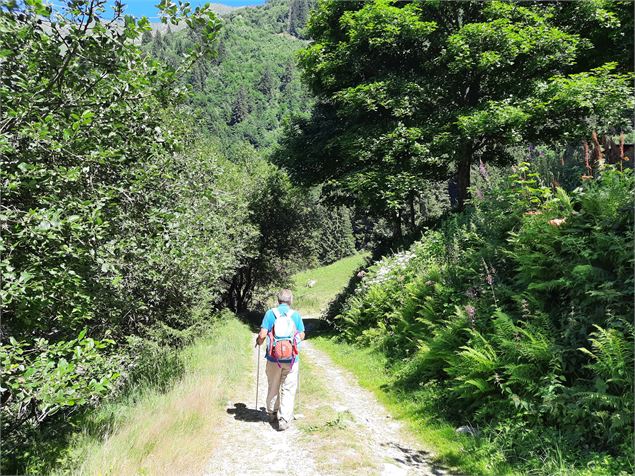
[261, 304, 305, 363]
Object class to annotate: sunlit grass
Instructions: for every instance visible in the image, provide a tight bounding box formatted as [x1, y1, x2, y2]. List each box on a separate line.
[58, 316, 253, 476]
[291, 252, 368, 316]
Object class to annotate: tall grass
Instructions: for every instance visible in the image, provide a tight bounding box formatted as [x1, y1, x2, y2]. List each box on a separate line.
[55, 316, 253, 476]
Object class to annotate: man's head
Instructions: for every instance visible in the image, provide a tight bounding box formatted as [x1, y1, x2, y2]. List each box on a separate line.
[277, 289, 293, 305]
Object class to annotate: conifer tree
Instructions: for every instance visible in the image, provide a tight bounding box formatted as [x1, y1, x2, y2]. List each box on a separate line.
[229, 86, 251, 125]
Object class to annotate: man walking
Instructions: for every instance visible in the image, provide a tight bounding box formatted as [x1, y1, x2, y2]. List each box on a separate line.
[255, 289, 305, 431]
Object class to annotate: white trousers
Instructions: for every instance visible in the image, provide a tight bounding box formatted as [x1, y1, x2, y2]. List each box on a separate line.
[265, 359, 299, 423]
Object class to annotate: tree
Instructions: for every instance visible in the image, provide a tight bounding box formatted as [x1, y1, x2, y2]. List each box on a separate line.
[257, 67, 277, 99]
[141, 29, 153, 45]
[0, 0, 225, 468]
[280, 59, 294, 92]
[0, 0, 219, 340]
[316, 205, 356, 265]
[288, 0, 313, 38]
[229, 86, 251, 125]
[277, 0, 633, 213]
[225, 166, 320, 312]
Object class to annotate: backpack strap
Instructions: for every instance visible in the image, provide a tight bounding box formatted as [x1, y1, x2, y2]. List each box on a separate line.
[267, 308, 278, 363]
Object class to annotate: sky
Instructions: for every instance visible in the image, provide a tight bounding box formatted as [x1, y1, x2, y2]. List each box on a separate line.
[103, 0, 265, 19]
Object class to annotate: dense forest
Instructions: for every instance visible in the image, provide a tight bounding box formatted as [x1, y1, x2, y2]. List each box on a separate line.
[1, 0, 633, 474]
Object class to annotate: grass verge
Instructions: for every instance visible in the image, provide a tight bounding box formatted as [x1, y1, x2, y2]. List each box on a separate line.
[55, 315, 253, 476]
[291, 253, 368, 316]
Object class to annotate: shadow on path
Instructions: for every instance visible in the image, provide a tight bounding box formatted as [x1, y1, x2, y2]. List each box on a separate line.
[382, 442, 454, 475]
[226, 403, 277, 429]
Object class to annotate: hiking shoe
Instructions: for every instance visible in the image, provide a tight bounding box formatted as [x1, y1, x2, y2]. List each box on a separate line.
[277, 418, 289, 431]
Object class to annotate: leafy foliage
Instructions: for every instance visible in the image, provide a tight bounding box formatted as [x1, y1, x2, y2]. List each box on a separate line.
[276, 0, 633, 218]
[0, 331, 120, 471]
[0, 1, 267, 471]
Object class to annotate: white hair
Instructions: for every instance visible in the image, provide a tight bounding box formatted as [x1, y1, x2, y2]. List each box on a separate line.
[277, 289, 293, 305]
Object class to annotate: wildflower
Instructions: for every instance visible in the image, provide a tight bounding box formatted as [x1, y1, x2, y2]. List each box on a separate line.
[465, 305, 476, 326]
[482, 258, 498, 305]
[524, 210, 542, 216]
[619, 132, 625, 161]
[582, 140, 592, 176]
[591, 131, 604, 168]
[478, 159, 489, 181]
[356, 270, 366, 278]
[548, 218, 566, 227]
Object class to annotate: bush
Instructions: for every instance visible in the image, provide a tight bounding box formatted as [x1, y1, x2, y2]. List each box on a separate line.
[0, 332, 119, 471]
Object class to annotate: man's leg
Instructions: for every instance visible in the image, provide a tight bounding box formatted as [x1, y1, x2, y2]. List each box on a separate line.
[277, 361, 299, 427]
[265, 360, 282, 417]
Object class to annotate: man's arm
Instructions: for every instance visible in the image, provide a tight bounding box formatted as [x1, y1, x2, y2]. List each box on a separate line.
[256, 327, 268, 346]
[256, 310, 273, 346]
[296, 313, 305, 341]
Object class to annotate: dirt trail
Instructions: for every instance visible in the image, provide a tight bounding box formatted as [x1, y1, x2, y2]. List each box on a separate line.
[205, 331, 451, 476]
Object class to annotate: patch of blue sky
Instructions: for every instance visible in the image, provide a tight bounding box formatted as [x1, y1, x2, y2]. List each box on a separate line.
[48, 1, 265, 20]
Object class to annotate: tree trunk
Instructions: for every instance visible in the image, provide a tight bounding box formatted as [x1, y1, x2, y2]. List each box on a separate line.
[408, 192, 416, 232]
[455, 146, 472, 211]
[392, 209, 403, 242]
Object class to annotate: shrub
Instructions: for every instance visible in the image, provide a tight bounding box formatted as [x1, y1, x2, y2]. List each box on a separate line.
[0, 332, 119, 471]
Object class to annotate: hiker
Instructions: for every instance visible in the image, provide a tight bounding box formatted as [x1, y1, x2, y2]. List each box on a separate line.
[255, 289, 305, 431]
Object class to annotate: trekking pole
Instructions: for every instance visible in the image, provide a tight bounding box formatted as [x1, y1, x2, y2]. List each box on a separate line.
[255, 342, 261, 411]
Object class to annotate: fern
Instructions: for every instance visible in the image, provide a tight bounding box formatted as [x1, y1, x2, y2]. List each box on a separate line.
[579, 324, 634, 388]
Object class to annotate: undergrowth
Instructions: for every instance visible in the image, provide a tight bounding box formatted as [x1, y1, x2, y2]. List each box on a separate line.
[328, 164, 634, 475]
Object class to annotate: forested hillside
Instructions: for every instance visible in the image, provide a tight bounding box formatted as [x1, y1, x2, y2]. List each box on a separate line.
[147, 0, 314, 151]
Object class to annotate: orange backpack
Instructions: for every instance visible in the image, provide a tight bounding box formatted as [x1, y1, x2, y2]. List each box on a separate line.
[267, 308, 299, 367]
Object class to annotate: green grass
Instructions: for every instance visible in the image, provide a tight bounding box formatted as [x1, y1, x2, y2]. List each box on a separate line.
[55, 315, 254, 476]
[291, 252, 368, 316]
[310, 336, 518, 476]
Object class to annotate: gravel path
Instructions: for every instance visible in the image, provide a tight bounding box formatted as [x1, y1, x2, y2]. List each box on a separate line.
[205, 335, 451, 476]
